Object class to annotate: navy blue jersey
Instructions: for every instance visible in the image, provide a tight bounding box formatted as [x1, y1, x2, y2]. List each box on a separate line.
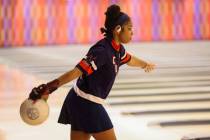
[75, 38, 131, 99]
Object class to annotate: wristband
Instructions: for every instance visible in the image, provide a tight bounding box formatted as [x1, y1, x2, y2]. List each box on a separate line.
[46, 79, 59, 94]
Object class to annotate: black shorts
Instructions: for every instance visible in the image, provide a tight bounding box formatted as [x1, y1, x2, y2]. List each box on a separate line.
[58, 88, 113, 133]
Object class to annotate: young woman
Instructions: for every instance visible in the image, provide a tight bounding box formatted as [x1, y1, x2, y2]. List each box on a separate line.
[29, 4, 155, 140]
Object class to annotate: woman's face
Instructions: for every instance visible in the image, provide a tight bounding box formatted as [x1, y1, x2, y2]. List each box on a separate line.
[119, 20, 133, 44]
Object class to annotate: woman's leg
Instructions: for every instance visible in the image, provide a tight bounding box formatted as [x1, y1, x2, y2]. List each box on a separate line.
[70, 130, 91, 140]
[92, 128, 117, 140]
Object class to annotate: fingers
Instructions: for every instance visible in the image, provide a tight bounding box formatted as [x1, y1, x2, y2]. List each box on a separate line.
[144, 63, 156, 72]
[36, 84, 47, 93]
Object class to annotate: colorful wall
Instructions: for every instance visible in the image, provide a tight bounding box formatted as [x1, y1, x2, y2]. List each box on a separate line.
[0, 0, 210, 47]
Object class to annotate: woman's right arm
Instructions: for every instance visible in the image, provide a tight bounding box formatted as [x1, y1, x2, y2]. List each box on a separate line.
[57, 67, 82, 87]
[29, 67, 82, 100]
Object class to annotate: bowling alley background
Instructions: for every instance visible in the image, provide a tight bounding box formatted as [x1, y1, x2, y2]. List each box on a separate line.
[0, 0, 210, 47]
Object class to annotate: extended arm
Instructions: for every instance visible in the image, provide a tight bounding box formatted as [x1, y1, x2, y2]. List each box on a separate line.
[127, 55, 155, 72]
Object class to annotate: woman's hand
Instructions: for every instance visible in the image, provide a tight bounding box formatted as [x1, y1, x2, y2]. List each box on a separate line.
[29, 79, 59, 101]
[143, 63, 156, 73]
[29, 84, 50, 101]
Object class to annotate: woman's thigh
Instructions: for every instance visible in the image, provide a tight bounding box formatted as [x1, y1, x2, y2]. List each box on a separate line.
[70, 130, 91, 140]
[92, 128, 117, 140]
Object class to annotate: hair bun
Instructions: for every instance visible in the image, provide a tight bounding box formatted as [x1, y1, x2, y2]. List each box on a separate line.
[105, 4, 121, 19]
[100, 27, 107, 34]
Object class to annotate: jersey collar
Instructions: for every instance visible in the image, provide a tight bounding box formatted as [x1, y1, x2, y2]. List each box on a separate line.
[111, 39, 121, 52]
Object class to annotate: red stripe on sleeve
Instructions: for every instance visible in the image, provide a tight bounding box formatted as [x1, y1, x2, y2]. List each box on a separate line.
[121, 53, 131, 63]
[79, 60, 93, 75]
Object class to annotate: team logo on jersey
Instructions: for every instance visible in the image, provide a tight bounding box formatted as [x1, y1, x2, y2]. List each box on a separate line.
[112, 56, 118, 73]
[90, 60, 97, 70]
[85, 55, 97, 70]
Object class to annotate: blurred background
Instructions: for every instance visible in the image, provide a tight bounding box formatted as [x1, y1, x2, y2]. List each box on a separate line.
[0, 0, 210, 46]
[0, 0, 210, 140]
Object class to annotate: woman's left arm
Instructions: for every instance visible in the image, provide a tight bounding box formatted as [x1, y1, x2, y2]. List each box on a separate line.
[127, 55, 156, 72]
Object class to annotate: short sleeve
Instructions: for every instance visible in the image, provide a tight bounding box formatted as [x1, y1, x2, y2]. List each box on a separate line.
[76, 46, 107, 76]
[120, 45, 131, 66]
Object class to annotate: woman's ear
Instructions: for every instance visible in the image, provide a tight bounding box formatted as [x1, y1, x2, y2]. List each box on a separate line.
[115, 25, 121, 33]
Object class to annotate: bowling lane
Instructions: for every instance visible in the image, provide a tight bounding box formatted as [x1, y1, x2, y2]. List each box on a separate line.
[1, 41, 210, 140]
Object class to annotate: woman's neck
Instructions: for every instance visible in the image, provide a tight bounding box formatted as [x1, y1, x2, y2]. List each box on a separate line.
[113, 36, 120, 45]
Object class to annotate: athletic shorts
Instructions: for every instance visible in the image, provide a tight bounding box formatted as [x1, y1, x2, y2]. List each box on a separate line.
[58, 88, 113, 133]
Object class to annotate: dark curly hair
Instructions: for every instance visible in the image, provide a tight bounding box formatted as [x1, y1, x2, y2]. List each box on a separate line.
[100, 4, 130, 37]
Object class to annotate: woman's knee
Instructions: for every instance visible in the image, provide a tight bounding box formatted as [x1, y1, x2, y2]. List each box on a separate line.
[70, 130, 91, 140]
[92, 128, 117, 140]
